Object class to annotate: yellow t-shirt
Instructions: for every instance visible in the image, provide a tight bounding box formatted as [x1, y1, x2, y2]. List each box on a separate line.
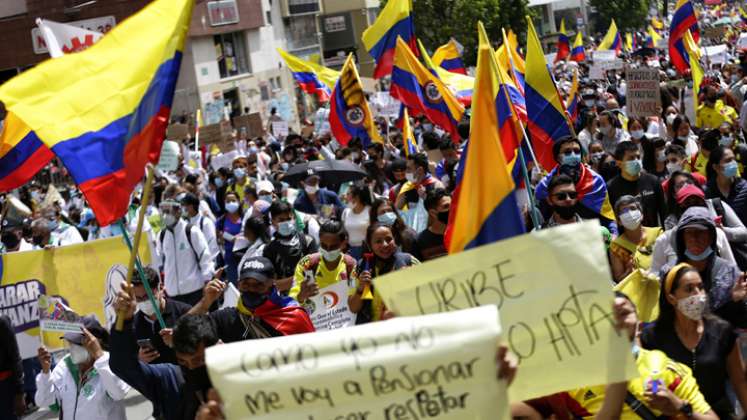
[696, 101, 737, 129]
[568, 349, 711, 420]
[289, 254, 357, 302]
[352, 256, 421, 321]
[227, 177, 253, 203]
[692, 151, 709, 177]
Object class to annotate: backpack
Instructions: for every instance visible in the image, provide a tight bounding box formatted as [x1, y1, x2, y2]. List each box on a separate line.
[302, 253, 357, 285]
[160, 223, 201, 263]
[711, 198, 747, 270]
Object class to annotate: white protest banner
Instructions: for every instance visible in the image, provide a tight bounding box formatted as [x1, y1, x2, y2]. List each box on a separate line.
[626, 67, 661, 117]
[701, 44, 727, 65]
[592, 50, 616, 62]
[589, 65, 606, 80]
[206, 305, 508, 420]
[599, 59, 624, 71]
[307, 281, 357, 331]
[374, 221, 638, 401]
[544, 52, 557, 64]
[372, 92, 402, 118]
[38, 295, 83, 333]
[271, 121, 289, 138]
[210, 150, 239, 171]
[156, 140, 180, 172]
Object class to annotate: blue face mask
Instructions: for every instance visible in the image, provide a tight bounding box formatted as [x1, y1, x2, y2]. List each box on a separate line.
[258, 194, 273, 204]
[624, 159, 642, 177]
[233, 168, 246, 179]
[377, 212, 398, 226]
[47, 219, 59, 231]
[561, 152, 582, 167]
[685, 247, 713, 262]
[277, 220, 296, 237]
[214, 178, 224, 188]
[723, 161, 738, 178]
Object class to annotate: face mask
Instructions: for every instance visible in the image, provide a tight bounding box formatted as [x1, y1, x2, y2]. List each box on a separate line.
[241, 290, 268, 309]
[31, 191, 41, 201]
[624, 159, 643, 177]
[731, 75, 739, 84]
[405, 172, 417, 183]
[600, 125, 614, 136]
[304, 185, 319, 195]
[666, 162, 683, 173]
[656, 150, 667, 162]
[233, 168, 246, 179]
[214, 178, 224, 188]
[720, 136, 733, 147]
[552, 205, 576, 220]
[666, 114, 677, 125]
[584, 99, 595, 107]
[69, 343, 90, 365]
[591, 152, 605, 162]
[377, 212, 397, 226]
[630, 130, 645, 140]
[685, 247, 713, 262]
[676, 294, 707, 321]
[225, 202, 239, 213]
[723, 161, 739, 178]
[277, 220, 296, 237]
[47, 219, 59, 231]
[321, 248, 342, 262]
[181, 365, 212, 391]
[258, 194, 273, 204]
[437, 210, 450, 224]
[249, 146, 259, 154]
[138, 300, 158, 317]
[619, 209, 643, 230]
[280, 162, 290, 171]
[561, 152, 582, 167]
[676, 135, 690, 144]
[162, 214, 177, 228]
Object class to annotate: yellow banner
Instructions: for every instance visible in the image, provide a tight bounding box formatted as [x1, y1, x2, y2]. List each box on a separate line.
[207, 306, 508, 419]
[0, 236, 151, 358]
[374, 221, 638, 401]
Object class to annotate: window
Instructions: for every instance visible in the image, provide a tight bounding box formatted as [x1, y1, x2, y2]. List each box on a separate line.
[288, 0, 319, 15]
[207, 0, 240, 27]
[285, 14, 318, 50]
[214, 32, 251, 78]
[266, 10, 272, 25]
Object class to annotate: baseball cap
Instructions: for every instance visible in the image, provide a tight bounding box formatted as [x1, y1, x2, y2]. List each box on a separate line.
[256, 180, 275, 194]
[239, 256, 275, 283]
[675, 184, 705, 205]
[62, 315, 107, 345]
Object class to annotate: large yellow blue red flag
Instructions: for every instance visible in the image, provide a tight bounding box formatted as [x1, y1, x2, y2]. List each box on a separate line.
[670, 0, 699, 74]
[432, 39, 467, 75]
[645, 26, 662, 48]
[362, 0, 416, 79]
[418, 40, 474, 107]
[0, 0, 192, 226]
[497, 31, 526, 94]
[277, 48, 340, 102]
[571, 32, 586, 62]
[391, 37, 464, 142]
[329, 54, 382, 147]
[445, 22, 525, 254]
[597, 20, 622, 54]
[684, 30, 703, 111]
[495, 41, 527, 123]
[525, 16, 572, 171]
[555, 19, 570, 62]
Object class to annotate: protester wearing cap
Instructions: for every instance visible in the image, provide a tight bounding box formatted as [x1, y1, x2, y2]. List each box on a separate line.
[293, 169, 344, 219]
[181, 193, 219, 261]
[191, 256, 314, 343]
[662, 206, 747, 328]
[1, 217, 32, 253]
[157, 198, 215, 306]
[36, 316, 130, 420]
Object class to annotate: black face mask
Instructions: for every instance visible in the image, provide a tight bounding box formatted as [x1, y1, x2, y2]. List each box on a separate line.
[181, 365, 212, 391]
[32, 235, 46, 247]
[552, 204, 577, 220]
[437, 210, 450, 225]
[241, 290, 268, 309]
[1, 231, 20, 250]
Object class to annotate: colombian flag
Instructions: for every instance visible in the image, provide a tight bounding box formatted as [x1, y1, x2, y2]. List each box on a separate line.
[536, 164, 615, 221]
[277, 48, 340, 102]
[598, 20, 622, 55]
[526, 17, 572, 171]
[391, 37, 464, 142]
[555, 20, 570, 62]
[329, 55, 382, 147]
[740, 7, 747, 25]
[397, 105, 419, 157]
[570, 32, 586, 62]
[495, 34, 527, 124]
[433, 39, 467, 75]
[651, 16, 664, 30]
[669, 0, 699, 74]
[362, 0, 416, 79]
[684, 30, 703, 111]
[567, 70, 580, 122]
[0, 0, 192, 226]
[499, 30, 526, 95]
[418, 41, 474, 107]
[445, 22, 525, 254]
[645, 26, 662, 48]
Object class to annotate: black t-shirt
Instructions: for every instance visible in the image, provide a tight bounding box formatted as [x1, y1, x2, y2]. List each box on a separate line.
[133, 298, 192, 365]
[641, 317, 737, 418]
[208, 307, 283, 343]
[607, 172, 667, 228]
[262, 234, 318, 279]
[416, 228, 446, 262]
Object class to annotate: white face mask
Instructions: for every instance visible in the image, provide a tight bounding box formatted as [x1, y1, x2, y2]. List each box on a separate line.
[305, 185, 319, 195]
[666, 162, 683, 173]
[630, 129, 644, 140]
[656, 150, 667, 162]
[405, 172, 417, 183]
[137, 299, 158, 317]
[676, 294, 707, 321]
[69, 343, 90, 364]
[666, 114, 677, 126]
[320, 248, 342, 262]
[619, 209, 643, 230]
[162, 214, 177, 228]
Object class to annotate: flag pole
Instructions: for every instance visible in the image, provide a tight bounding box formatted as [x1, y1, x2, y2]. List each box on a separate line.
[194, 109, 202, 152]
[115, 165, 157, 331]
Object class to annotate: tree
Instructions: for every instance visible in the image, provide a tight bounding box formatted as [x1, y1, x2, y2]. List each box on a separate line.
[380, 0, 531, 66]
[589, 0, 650, 35]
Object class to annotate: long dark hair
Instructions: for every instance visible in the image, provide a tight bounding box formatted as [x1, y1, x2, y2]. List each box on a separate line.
[349, 181, 373, 207]
[705, 145, 729, 183]
[665, 171, 698, 217]
[244, 216, 270, 244]
[369, 198, 407, 234]
[654, 265, 710, 336]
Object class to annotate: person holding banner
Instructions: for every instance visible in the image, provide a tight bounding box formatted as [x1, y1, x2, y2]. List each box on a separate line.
[36, 316, 130, 420]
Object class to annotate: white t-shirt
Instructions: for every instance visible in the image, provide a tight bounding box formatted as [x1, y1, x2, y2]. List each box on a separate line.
[342, 205, 371, 247]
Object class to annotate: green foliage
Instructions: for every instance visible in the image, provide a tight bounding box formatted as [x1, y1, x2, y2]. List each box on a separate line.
[589, 0, 650, 34]
[379, 0, 531, 66]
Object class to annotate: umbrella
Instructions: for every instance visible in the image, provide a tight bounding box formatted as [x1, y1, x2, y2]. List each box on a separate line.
[282, 159, 367, 187]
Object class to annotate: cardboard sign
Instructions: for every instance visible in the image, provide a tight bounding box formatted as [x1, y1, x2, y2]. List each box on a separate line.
[156, 140, 180, 172]
[626, 67, 661, 117]
[233, 113, 264, 139]
[210, 150, 239, 171]
[271, 121, 289, 138]
[200, 121, 233, 151]
[589, 65, 606, 80]
[599, 59, 624, 70]
[206, 305, 508, 420]
[592, 50, 616, 62]
[374, 221, 638, 401]
[702, 26, 726, 40]
[166, 123, 189, 140]
[38, 295, 82, 333]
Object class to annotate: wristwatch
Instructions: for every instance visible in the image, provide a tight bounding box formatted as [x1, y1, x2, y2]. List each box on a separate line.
[679, 401, 693, 418]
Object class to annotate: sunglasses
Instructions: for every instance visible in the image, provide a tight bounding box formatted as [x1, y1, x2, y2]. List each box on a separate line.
[562, 149, 582, 156]
[553, 192, 578, 200]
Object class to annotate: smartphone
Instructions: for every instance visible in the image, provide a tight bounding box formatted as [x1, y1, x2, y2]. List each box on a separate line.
[137, 339, 154, 351]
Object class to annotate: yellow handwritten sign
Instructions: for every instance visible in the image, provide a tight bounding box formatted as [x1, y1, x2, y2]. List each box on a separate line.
[206, 305, 508, 420]
[374, 221, 638, 401]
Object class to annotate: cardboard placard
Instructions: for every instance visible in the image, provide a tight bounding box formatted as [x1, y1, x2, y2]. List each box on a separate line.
[233, 113, 264, 139]
[156, 140, 180, 172]
[626, 67, 661, 117]
[200, 121, 233, 151]
[166, 123, 189, 140]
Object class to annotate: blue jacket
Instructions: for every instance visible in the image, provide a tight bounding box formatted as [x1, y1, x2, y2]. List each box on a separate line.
[109, 320, 200, 420]
[293, 188, 343, 217]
